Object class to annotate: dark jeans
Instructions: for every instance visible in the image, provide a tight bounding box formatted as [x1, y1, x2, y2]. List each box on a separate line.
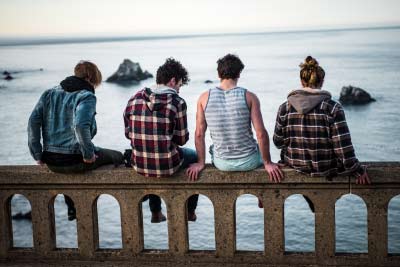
[144, 147, 199, 213]
[47, 147, 124, 173]
[47, 147, 124, 210]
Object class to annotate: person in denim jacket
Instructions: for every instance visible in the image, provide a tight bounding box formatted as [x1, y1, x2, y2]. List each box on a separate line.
[28, 61, 123, 220]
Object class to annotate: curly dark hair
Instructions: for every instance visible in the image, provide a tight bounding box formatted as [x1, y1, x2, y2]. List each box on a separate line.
[156, 58, 189, 85]
[217, 54, 244, 80]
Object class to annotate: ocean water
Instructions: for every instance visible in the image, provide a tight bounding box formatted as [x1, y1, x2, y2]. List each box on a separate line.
[2, 27, 400, 252]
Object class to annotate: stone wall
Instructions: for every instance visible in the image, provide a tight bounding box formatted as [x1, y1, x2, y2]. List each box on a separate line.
[0, 162, 399, 266]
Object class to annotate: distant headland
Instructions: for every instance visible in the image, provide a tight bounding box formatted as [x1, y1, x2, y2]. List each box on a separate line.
[0, 25, 399, 47]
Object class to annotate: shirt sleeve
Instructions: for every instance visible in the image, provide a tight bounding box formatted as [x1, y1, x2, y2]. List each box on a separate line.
[28, 91, 46, 161]
[172, 99, 189, 146]
[273, 103, 286, 149]
[330, 104, 364, 177]
[74, 93, 96, 160]
[124, 98, 133, 140]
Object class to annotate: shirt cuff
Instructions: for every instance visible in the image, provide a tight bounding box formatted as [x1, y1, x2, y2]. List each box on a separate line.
[33, 152, 43, 162]
[354, 165, 365, 177]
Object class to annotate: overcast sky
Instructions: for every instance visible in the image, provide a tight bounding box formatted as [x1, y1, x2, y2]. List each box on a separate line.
[0, 0, 399, 37]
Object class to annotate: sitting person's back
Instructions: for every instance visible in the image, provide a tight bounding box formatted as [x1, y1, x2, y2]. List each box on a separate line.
[34, 78, 97, 163]
[205, 86, 258, 165]
[124, 58, 199, 222]
[187, 54, 283, 184]
[273, 56, 369, 183]
[125, 86, 188, 177]
[28, 61, 124, 220]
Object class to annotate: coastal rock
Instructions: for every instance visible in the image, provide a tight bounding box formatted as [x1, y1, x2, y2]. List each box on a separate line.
[339, 85, 376, 105]
[106, 59, 153, 84]
[3, 71, 10, 76]
[204, 80, 213, 84]
[4, 74, 13, 80]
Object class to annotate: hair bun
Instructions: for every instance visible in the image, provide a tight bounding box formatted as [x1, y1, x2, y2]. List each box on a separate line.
[300, 56, 319, 69]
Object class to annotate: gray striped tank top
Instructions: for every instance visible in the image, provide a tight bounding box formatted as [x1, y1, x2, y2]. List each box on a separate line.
[205, 87, 258, 159]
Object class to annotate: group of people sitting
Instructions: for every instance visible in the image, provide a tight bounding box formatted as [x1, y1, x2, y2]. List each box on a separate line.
[28, 54, 370, 223]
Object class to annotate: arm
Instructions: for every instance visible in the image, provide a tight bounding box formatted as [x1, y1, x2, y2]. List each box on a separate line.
[124, 98, 133, 140]
[172, 99, 189, 146]
[273, 104, 285, 149]
[74, 93, 97, 162]
[28, 92, 46, 164]
[186, 91, 208, 181]
[331, 104, 370, 184]
[247, 91, 283, 182]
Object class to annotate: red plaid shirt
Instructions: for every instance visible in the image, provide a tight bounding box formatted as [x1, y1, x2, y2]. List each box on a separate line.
[124, 87, 189, 177]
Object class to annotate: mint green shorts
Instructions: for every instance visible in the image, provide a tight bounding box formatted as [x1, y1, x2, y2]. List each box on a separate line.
[210, 145, 264, 171]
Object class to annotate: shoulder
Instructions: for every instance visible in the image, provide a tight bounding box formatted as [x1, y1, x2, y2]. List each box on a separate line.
[321, 99, 344, 115]
[244, 90, 260, 110]
[245, 90, 258, 101]
[129, 88, 146, 101]
[278, 101, 289, 115]
[170, 94, 187, 113]
[198, 90, 210, 106]
[41, 88, 54, 98]
[172, 93, 186, 105]
[75, 90, 96, 106]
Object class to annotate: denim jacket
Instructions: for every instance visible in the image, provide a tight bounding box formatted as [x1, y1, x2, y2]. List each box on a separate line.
[28, 84, 97, 161]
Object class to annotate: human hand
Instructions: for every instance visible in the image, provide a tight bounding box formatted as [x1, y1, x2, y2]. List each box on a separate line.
[83, 154, 97, 164]
[264, 162, 283, 183]
[186, 163, 205, 182]
[356, 171, 371, 185]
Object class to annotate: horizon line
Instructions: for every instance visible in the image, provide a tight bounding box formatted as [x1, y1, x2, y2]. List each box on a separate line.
[1, 24, 399, 47]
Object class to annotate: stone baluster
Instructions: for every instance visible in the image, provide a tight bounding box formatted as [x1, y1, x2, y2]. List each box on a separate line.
[165, 192, 189, 256]
[116, 191, 144, 255]
[263, 190, 285, 261]
[212, 191, 236, 257]
[0, 193, 12, 258]
[30, 191, 55, 256]
[314, 194, 337, 264]
[72, 191, 97, 259]
[364, 192, 390, 264]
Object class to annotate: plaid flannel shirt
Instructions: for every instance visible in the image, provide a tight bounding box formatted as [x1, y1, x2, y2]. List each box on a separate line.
[273, 99, 364, 177]
[124, 87, 189, 177]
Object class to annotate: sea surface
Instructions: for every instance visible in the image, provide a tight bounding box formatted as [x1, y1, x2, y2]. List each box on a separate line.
[1, 27, 400, 252]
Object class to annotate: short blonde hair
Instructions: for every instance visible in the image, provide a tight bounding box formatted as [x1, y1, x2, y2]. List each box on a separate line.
[74, 61, 102, 88]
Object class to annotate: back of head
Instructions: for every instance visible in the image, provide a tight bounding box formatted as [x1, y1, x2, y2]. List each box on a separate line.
[156, 58, 189, 85]
[74, 61, 102, 88]
[217, 54, 244, 80]
[299, 56, 325, 88]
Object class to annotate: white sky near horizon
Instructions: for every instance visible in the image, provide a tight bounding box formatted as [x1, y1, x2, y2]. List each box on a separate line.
[0, 0, 399, 37]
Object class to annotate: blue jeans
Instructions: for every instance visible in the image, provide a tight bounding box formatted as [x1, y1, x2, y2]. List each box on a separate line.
[209, 145, 263, 171]
[179, 147, 199, 213]
[180, 147, 198, 168]
[147, 147, 198, 213]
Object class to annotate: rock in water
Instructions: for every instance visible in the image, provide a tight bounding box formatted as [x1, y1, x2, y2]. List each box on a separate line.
[339, 85, 376, 105]
[204, 80, 213, 84]
[106, 59, 153, 84]
[4, 74, 13, 80]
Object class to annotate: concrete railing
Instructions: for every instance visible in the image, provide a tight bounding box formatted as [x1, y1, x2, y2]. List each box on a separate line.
[0, 162, 399, 267]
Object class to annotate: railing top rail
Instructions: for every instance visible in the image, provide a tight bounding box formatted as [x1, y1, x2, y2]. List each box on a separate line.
[0, 162, 399, 187]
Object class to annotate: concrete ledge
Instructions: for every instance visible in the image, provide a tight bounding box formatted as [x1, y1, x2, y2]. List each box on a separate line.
[1, 162, 400, 266]
[1, 162, 399, 185]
